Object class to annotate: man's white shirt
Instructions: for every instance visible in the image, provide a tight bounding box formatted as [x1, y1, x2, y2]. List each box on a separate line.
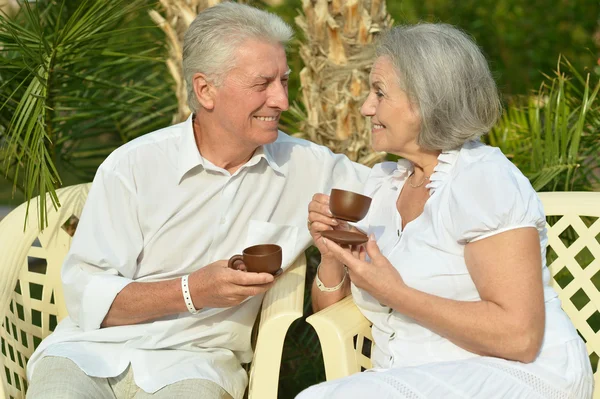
[26, 115, 370, 399]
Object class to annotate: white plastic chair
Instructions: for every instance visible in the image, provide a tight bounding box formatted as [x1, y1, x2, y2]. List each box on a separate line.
[0, 183, 306, 399]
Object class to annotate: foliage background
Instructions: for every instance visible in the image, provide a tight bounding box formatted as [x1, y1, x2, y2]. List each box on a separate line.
[389, 0, 600, 96]
[2, 0, 600, 205]
[0, 0, 177, 209]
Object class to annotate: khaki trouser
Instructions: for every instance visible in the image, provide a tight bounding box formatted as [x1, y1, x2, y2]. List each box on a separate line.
[27, 356, 233, 399]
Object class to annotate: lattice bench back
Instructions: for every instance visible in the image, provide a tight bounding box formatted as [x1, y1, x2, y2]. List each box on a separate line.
[540, 192, 600, 385]
[0, 184, 90, 399]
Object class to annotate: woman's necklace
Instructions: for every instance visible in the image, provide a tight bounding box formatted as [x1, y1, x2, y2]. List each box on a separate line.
[408, 172, 429, 188]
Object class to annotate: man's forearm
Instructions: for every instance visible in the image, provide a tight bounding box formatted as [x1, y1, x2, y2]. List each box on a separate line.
[101, 277, 187, 327]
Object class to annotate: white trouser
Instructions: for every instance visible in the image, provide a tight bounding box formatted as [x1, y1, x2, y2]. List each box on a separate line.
[27, 356, 233, 399]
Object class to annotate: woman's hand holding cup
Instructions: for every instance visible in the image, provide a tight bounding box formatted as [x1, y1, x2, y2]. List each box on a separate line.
[308, 193, 355, 258]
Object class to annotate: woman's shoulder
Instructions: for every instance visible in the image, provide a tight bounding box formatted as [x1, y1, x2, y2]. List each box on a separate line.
[443, 142, 545, 243]
[452, 141, 530, 189]
[456, 141, 511, 168]
[371, 160, 404, 177]
[365, 160, 411, 196]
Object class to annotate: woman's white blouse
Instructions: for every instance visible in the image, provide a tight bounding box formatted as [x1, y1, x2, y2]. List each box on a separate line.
[354, 140, 580, 369]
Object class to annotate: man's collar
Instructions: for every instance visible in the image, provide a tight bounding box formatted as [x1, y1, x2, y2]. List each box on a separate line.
[254, 142, 284, 176]
[177, 114, 284, 184]
[177, 114, 204, 184]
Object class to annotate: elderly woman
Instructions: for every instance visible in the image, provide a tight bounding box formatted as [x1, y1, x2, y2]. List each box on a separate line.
[299, 24, 593, 399]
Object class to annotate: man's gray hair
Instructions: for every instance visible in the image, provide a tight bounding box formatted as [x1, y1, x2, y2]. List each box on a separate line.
[183, 2, 293, 113]
[376, 24, 502, 151]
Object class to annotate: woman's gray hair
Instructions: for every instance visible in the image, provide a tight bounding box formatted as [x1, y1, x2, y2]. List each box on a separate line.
[183, 2, 293, 113]
[376, 24, 502, 151]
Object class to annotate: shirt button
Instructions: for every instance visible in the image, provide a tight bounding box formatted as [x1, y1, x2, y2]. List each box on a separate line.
[390, 332, 396, 339]
[219, 216, 226, 224]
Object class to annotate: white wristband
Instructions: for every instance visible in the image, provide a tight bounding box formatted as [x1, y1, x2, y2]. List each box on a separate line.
[181, 274, 201, 314]
[315, 264, 347, 292]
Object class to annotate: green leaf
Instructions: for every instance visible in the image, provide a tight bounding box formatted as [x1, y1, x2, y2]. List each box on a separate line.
[0, 0, 175, 229]
[488, 56, 599, 192]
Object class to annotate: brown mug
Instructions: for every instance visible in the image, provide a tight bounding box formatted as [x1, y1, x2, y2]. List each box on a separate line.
[228, 244, 282, 275]
[329, 188, 372, 222]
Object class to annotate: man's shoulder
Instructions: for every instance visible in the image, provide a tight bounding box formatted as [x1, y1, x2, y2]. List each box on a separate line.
[267, 131, 370, 180]
[268, 131, 336, 159]
[100, 121, 185, 172]
[272, 131, 327, 147]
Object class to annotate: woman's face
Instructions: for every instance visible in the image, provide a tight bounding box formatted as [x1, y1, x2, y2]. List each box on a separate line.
[360, 56, 422, 156]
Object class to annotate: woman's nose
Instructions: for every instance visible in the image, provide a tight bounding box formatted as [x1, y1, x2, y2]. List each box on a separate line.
[360, 93, 376, 116]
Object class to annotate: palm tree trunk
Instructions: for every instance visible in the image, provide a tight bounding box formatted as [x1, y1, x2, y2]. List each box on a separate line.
[293, 0, 393, 166]
[0, 0, 19, 18]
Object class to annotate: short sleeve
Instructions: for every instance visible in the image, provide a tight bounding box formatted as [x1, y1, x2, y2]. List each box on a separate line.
[447, 162, 546, 244]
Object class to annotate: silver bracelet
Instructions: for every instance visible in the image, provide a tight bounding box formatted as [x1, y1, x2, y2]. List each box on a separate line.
[315, 263, 347, 292]
[181, 274, 201, 314]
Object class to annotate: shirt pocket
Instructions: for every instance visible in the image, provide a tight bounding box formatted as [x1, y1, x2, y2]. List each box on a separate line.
[245, 220, 299, 270]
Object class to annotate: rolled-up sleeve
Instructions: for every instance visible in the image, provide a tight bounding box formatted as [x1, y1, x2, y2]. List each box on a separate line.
[62, 165, 143, 331]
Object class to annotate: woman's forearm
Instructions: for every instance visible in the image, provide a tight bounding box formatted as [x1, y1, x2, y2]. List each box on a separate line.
[311, 257, 351, 312]
[388, 286, 545, 363]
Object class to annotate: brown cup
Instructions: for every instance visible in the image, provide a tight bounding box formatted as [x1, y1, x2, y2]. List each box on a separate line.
[329, 188, 372, 222]
[228, 244, 282, 275]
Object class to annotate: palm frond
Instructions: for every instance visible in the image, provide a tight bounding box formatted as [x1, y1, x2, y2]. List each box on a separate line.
[488, 57, 600, 192]
[0, 0, 176, 229]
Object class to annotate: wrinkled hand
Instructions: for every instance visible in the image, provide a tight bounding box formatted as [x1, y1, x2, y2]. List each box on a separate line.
[188, 260, 274, 308]
[322, 235, 406, 306]
[308, 193, 361, 258]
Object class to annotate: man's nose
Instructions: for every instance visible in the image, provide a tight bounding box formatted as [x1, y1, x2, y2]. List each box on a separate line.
[267, 82, 289, 111]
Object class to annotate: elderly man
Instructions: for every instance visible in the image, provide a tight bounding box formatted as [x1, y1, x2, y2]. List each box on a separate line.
[25, 3, 369, 399]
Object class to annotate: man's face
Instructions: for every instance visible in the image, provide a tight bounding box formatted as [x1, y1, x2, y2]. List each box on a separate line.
[211, 39, 290, 149]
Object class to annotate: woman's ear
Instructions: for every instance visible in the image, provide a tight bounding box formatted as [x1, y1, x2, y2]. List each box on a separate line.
[192, 73, 216, 110]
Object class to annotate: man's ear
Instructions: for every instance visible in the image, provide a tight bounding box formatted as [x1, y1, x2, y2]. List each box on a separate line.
[192, 73, 217, 110]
